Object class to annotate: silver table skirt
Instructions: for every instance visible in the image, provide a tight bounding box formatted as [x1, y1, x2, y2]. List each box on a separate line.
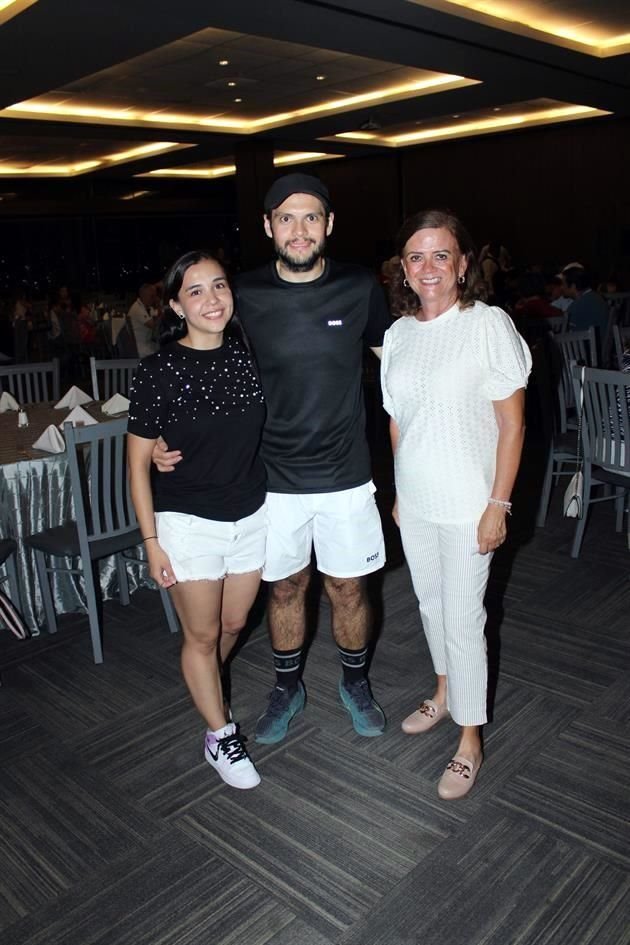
[0, 402, 151, 632]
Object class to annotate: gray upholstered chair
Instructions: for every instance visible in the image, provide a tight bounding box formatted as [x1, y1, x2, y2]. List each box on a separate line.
[569, 365, 630, 557]
[89, 356, 139, 400]
[534, 334, 579, 528]
[24, 417, 178, 663]
[552, 328, 598, 433]
[0, 359, 60, 404]
[612, 324, 630, 371]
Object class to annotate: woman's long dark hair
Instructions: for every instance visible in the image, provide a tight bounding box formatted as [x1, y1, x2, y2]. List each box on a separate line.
[160, 250, 252, 354]
[389, 208, 487, 316]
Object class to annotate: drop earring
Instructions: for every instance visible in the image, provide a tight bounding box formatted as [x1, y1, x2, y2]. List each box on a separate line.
[457, 275, 465, 285]
[403, 278, 410, 288]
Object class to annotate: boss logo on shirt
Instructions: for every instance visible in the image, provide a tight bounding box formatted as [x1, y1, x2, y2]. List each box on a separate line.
[327, 319, 343, 326]
[366, 552, 380, 562]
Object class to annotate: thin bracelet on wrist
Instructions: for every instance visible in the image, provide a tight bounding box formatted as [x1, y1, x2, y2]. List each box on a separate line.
[143, 535, 158, 541]
[488, 497, 512, 514]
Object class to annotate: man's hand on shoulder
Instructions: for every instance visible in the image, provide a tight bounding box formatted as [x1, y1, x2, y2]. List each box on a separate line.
[152, 436, 182, 472]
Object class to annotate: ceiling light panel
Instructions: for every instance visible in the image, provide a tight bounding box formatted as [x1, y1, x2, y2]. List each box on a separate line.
[139, 150, 344, 180]
[0, 0, 38, 27]
[324, 98, 610, 147]
[0, 136, 192, 176]
[0, 25, 477, 131]
[408, 1, 630, 56]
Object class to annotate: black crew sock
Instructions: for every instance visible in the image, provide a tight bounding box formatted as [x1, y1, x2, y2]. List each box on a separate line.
[338, 645, 368, 685]
[272, 646, 302, 692]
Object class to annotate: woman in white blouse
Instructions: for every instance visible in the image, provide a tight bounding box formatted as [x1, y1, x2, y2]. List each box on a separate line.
[381, 209, 531, 799]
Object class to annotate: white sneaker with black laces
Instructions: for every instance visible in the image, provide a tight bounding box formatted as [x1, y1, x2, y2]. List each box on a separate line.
[204, 722, 261, 789]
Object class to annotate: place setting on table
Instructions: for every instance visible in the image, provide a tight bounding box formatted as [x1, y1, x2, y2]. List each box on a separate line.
[0, 383, 132, 631]
[0, 384, 130, 463]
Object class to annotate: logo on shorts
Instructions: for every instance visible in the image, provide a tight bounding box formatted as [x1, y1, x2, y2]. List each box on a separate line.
[366, 552, 380, 563]
[327, 319, 343, 326]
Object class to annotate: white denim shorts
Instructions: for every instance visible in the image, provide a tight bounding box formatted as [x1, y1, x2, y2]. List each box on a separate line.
[155, 505, 267, 582]
[263, 481, 385, 582]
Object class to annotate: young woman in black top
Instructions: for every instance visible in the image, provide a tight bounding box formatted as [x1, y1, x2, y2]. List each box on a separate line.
[128, 251, 266, 790]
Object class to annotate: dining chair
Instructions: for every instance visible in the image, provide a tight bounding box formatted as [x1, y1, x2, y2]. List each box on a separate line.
[0, 538, 19, 602]
[0, 359, 60, 404]
[545, 313, 569, 334]
[90, 356, 139, 400]
[24, 417, 179, 663]
[534, 334, 579, 527]
[612, 324, 630, 370]
[0, 538, 29, 683]
[552, 327, 598, 433]
[569, 364, 630, 558]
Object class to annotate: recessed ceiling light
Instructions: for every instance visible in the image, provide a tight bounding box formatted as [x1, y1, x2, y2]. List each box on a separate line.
[234, 98, 242, 103]
[228, 81, 236, 87]
[219, 59, 229, 66]
[493, 107, 502, 112]
[452, 114, 460, 118]
[316, 75, 326, 81]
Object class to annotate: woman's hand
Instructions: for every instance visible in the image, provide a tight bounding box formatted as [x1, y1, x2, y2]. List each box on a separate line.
[146, 542, 177, 588]
[477, 504, 508, 554]
[392, 496, 400, 528]
[151, 435, 183, 473]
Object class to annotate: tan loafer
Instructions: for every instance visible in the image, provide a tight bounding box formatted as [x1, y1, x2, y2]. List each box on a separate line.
[437, 753, 482, 800]
[401, 699, 450, 734]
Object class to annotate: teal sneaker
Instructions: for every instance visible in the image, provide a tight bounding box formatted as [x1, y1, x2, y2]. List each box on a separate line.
[255, 682, 306, 744]
[339, 677, 385, 736]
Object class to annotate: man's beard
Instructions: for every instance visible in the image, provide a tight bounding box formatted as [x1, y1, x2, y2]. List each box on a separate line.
[275, 236, 326, 273]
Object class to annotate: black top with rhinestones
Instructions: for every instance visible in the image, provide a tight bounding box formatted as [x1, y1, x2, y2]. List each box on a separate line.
[128, 337, 266, 521]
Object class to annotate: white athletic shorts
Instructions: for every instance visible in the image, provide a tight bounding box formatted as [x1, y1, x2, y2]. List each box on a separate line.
[262, 481, 385, 582]
[155, 505, 266, 582]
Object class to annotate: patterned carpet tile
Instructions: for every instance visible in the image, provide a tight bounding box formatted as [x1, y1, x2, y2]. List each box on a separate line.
[492, 613, 627, 706]
[175, 734, 465, 937]
[262, 732, 468, 842]
[69, 691, 236, 818]
[0, 748, 165, 933]
[494, 716, 630, 867]
[5, 637, 182, 740]
[0, 695, 49, 763]
[178, 801, 380, 937]
[2, 832, 304, 945]
[337, 809, 630, 945]
[597, 675, 630, 725]
[514, 558, 630, 636]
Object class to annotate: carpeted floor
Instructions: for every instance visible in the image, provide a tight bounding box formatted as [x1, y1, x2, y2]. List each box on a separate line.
[1, 425, 629, 945]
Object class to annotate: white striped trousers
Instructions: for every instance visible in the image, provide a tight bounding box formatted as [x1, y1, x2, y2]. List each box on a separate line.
[399, 516, 491, 726]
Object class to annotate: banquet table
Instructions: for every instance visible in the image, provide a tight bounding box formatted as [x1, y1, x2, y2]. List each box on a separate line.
[0, 400, 150, 632]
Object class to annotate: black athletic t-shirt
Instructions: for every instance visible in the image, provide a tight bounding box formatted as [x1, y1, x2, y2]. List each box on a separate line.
[236, 259, 391, 493]
[127, 337, 266, 521]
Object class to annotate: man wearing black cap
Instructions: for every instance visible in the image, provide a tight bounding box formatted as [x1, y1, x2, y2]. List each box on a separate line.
[155, 172, 390, 744]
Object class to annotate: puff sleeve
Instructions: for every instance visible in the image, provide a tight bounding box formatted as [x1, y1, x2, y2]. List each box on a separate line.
[474, 306, 532, 401]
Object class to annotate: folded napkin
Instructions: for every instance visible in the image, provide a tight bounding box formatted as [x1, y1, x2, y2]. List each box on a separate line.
[101, 393, 130, 415]
[54, 385, 93, 410]
[32, 425, 66, 453]
[59, 405, 98, 429]
[0, 391, 19, 412]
